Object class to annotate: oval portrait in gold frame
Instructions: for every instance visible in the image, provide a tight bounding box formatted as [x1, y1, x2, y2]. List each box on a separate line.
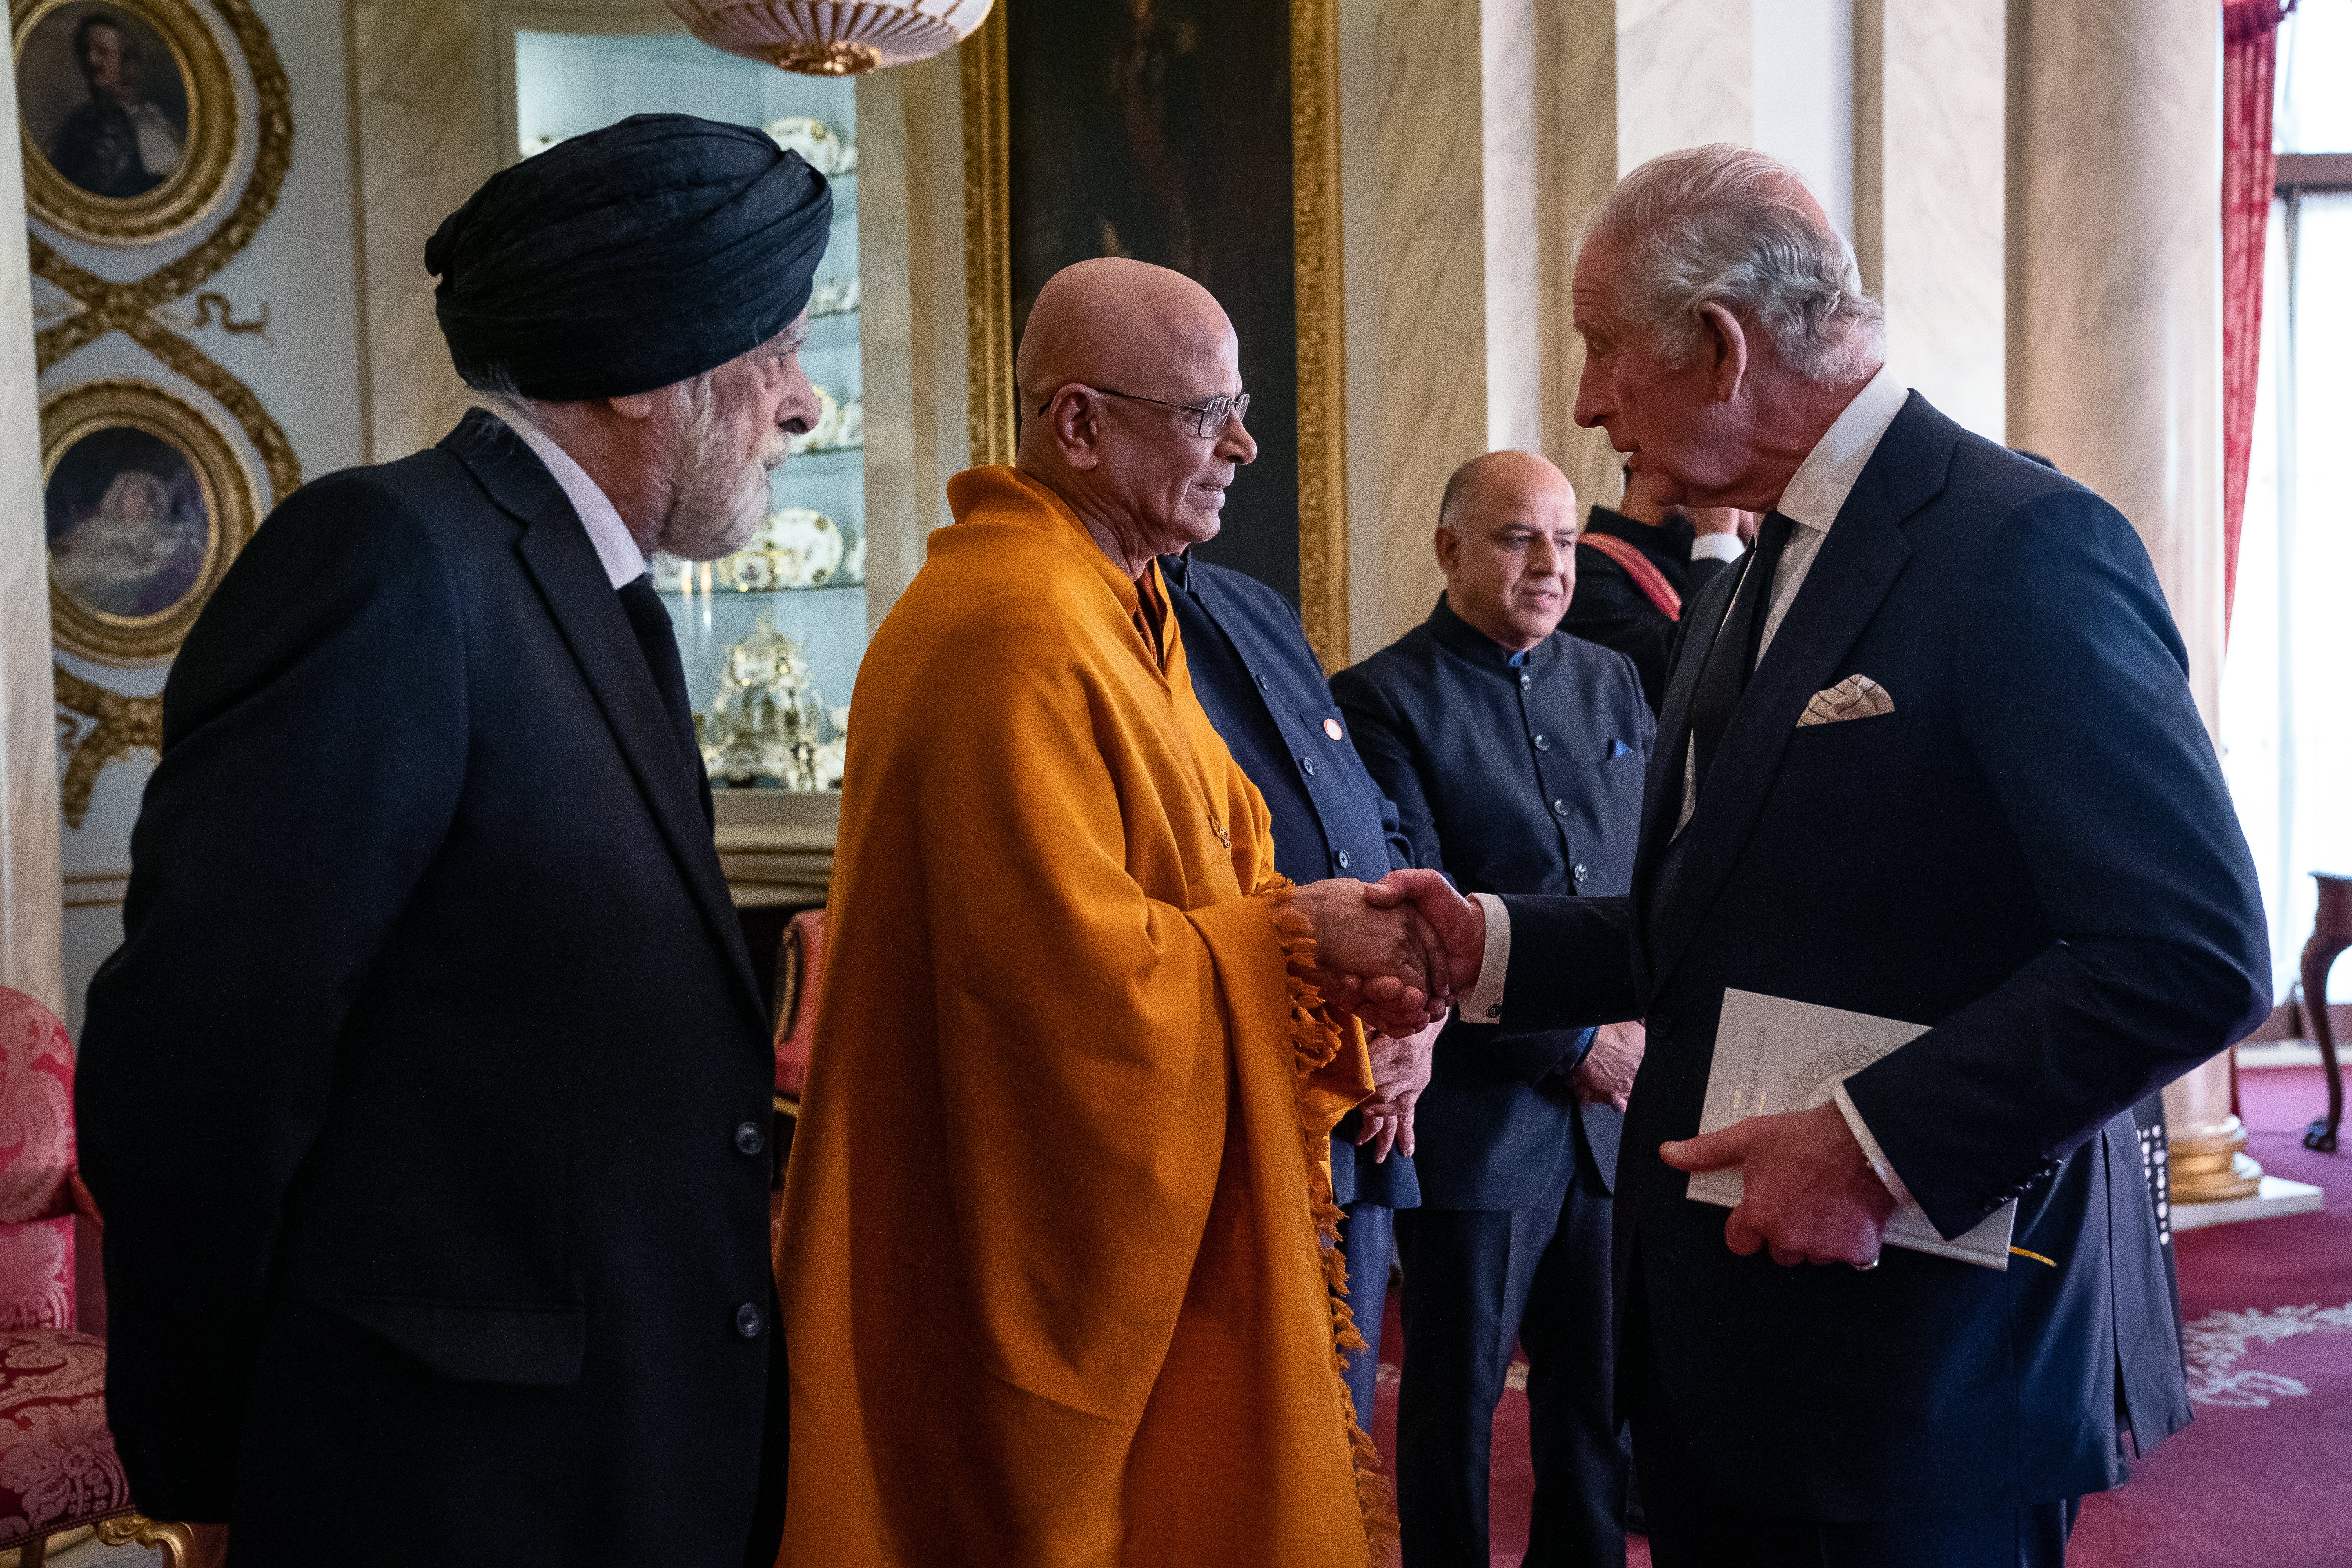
[42, 379, 255, 664]
[11, 0, 238, 246]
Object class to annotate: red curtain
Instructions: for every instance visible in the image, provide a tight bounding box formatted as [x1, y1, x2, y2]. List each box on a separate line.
[2221, 0, 2295, 642]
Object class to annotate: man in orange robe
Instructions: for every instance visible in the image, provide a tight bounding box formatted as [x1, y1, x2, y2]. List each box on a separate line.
[777, 258, 1440, 1567]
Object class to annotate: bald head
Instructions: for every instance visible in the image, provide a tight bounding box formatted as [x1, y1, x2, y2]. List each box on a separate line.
[1434, 450, 1578, 654]
[1016, 258, 1236, 412]
[1012, 258, 1257, 578]
[1439, 450, 1573, 533]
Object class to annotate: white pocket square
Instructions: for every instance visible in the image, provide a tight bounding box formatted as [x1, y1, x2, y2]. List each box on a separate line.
[1798, 674, 1893, 727]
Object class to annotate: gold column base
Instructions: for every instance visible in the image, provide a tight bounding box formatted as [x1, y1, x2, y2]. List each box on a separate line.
[2170, 1114, 2265, 1202]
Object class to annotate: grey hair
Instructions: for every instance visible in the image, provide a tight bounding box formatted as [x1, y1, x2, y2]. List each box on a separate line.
[1579, 144, 1883, 388]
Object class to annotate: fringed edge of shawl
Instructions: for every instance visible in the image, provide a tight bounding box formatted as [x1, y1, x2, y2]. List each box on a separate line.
[1263, 886, 1402, 1568]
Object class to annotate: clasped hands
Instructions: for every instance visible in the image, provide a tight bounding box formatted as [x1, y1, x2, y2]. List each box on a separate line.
[1289, 871, 1485, 1037]
[1295, 871, 1897, 1269]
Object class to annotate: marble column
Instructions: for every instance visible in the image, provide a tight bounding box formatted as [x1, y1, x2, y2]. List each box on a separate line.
[2010, 0, 2223, 730]
[1364, 0, 1487, 657]
[2009, 0, 2239, 1194]
[1855, 0, 2005, 439]
[348, 0, 494, 465]
[0, 62, 65, 1015]
[856, 50, 967, 632]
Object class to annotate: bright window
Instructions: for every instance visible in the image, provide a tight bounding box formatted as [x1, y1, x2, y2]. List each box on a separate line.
[2220, 2, 2352, 1005]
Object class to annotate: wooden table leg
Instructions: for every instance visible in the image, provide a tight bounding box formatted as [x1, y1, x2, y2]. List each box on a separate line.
[2305, 930, 2349, 1153]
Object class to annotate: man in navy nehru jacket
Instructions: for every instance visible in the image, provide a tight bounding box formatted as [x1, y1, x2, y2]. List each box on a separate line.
[1162, 550, 1439, 1433]
[1334, 451, 1651, 1568]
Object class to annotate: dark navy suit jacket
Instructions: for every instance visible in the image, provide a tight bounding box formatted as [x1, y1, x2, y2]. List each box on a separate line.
[1332, 596, 1652, 1210]
[1162, 553, 1420, 1209]
[1492, 394, 2269, 1519]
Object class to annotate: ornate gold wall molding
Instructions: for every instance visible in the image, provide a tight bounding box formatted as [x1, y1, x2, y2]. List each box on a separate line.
[958, 4, 1013, 468]
[957, 0, 1350, 668]
[11, 0, 240, 245]
[27, 0, 299, 502]
[53, 668, 162, 830]
[1290, 0, 1347, 670]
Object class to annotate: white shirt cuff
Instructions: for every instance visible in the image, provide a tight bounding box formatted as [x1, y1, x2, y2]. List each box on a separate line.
[1690, 532, 1746, 563]
[1457, 892, 1512, 1024]
[1831, 1081, 1916, 1208]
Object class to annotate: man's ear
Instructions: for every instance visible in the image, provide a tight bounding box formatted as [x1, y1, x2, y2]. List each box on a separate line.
[1433, 524, 1460, 577]
[607, 390, 661, 423]
[1696, 303, 1749, 405]
[1045, 388, 1104, 473]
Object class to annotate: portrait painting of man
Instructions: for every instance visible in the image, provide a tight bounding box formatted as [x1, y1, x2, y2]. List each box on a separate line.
[15, 2, 191, 201]
[46, 423, 211, 622]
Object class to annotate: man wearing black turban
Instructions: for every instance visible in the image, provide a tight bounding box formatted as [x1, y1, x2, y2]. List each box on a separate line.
[79, 113, 832, 1568]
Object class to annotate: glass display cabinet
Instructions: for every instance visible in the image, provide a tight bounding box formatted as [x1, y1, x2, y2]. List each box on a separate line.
[512, 25, 866, 811]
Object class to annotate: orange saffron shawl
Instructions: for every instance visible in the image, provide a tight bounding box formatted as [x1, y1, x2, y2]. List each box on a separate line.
[775, 465, 1393, 1566]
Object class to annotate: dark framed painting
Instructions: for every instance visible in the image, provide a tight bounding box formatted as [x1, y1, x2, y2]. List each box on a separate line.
[11, 0, 238, 244]
[962, 0, 1349, 667]
[42, 378, 254, 662]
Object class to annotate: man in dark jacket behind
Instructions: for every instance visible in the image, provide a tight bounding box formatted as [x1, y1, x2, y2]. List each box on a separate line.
[1335, 451, 1652, 1567]
[1164, 549, 1435, 1430]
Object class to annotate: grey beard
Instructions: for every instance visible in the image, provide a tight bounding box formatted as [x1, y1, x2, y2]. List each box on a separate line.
[657, 379, 775, 562]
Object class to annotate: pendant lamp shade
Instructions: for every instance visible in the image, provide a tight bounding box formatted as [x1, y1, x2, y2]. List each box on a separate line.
[661, 0, 994, 76]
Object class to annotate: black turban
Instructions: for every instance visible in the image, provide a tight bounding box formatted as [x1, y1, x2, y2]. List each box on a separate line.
[426, 113, 833, 401]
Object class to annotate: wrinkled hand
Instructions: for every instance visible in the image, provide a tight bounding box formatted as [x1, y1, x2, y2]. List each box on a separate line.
[1659, 1101, 1898, 1268]
[1356, 1012, 1443, 1162]
[1572, 1020, 1644, 1112]
[1360, 870, 1486, 1002]
[1290, 878, 1450, 1035]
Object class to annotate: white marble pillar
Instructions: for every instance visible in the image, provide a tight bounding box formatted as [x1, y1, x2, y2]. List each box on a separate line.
[1364, 0, 1487, 656]
[2010, 0, 2236, 1186]
[856, 50, 966, 632]
[0, 62, 66, 1015]
[1855, 0, 2005, 439]
[2010, 0, 2223, 731]
[1616, 0, 1753, 169]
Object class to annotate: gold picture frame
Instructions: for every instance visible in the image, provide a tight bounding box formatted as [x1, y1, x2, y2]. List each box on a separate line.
[960, 0, 1350, 670]
[11, 0, 239, 246]
[41, 377, 256, 664]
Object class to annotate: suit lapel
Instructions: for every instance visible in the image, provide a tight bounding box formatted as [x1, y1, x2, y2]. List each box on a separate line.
[443, 412, 766, 1034]
[1642, 394, 1955, 993]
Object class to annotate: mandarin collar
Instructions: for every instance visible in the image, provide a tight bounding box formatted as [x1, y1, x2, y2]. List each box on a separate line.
[1427, 592, 1557, 673]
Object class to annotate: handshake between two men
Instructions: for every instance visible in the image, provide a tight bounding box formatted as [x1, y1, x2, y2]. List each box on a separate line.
[1291, 868, 1904, 1274]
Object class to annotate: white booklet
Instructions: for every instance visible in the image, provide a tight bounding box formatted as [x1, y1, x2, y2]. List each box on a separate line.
[1687, 988, 2017, 1270]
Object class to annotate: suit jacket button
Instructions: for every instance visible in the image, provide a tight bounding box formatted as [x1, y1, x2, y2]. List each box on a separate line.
[1551, 798, 1568, 816]
[1519, 672, 1532, 690]
[1300, 757, 1317, 777]
[1573, 863, 1588, 882]
[1533, 733, 1550, 751]
[735, 1120, 766, 1156]
[1256, 673, 1270, 690]
[1336, 849, 1352, 871]
[736, 1302, 764, 1339]
[1651, 1014, 1672, 1038]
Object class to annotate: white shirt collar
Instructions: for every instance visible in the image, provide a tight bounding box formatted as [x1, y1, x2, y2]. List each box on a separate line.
[1771, 362, 1909, 534]
[483, 401, 649, 590]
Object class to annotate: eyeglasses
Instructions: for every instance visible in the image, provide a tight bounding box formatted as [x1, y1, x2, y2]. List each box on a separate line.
[1038, 385, 1250, 439]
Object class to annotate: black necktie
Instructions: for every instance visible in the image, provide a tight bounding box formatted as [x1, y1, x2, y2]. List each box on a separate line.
[615, 573, 714, 827]
[1685, 510, 1797, 804]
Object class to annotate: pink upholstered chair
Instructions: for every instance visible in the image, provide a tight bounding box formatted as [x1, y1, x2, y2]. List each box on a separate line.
[0, 987, 188, 1567]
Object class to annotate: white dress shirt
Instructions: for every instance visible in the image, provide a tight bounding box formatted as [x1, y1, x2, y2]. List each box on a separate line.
[1456, 363, 1916, 1204]
[486, 401, 649, 591]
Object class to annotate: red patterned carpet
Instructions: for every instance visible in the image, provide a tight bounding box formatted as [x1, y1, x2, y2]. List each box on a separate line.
[1365, 1067, 2351, 1568]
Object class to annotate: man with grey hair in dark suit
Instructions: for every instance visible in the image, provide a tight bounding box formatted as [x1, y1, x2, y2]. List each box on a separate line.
[1370, 143, 2268, 1566]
